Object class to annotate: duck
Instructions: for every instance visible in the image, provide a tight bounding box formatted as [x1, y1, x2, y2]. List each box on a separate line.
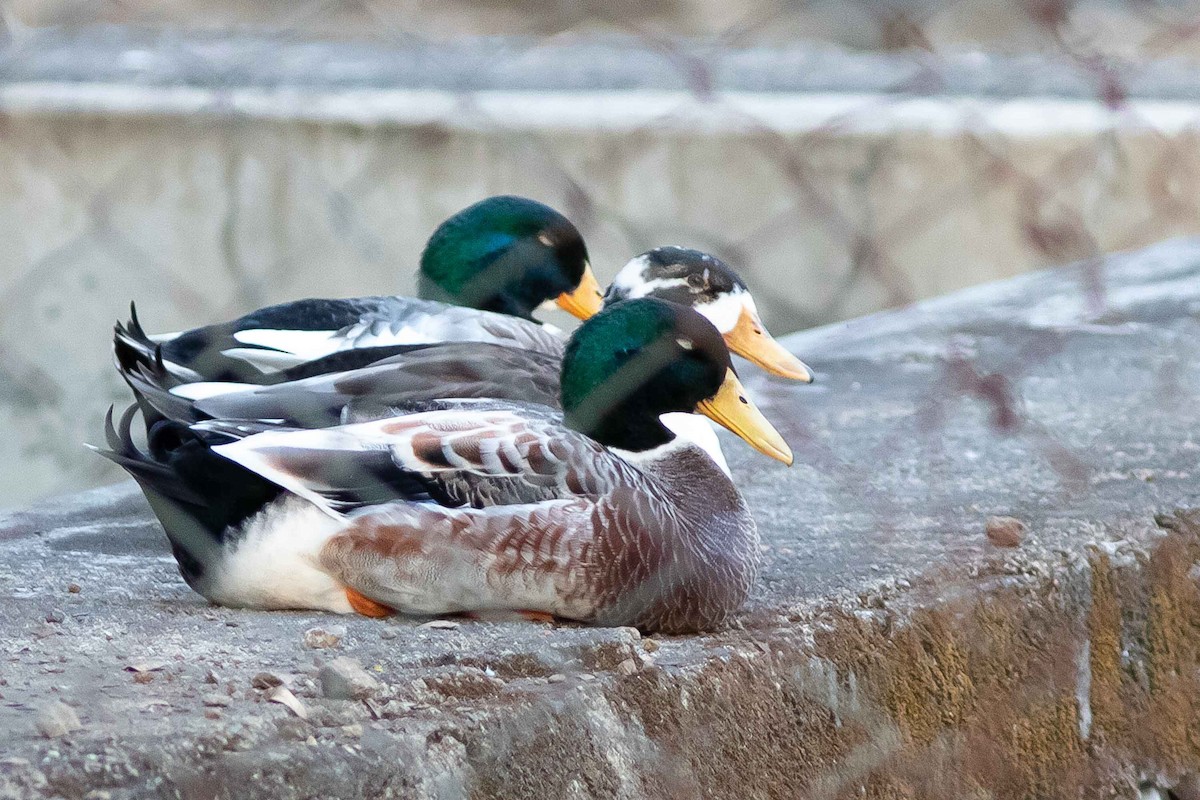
[122, 339, 737, 474]
[95, 298, 792, 634]
[114, 195, 605, 384]
[119, 248, 814, 474]
[116, 240, 811, 388]
[605, 247, 810, 381]
[118, 247, 812, 415]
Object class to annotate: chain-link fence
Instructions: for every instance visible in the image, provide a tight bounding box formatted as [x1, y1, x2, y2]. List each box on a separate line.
[2, 1, 1200, 506]
[2, 4, 1200, 798]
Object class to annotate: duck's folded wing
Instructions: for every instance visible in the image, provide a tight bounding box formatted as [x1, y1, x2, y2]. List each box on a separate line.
[206, 407, 637, 515]
[156, 343, 563, 427]
[317, 497, 601, 619]
[339, 300, 565, 357]
[155, 297, 564, 380]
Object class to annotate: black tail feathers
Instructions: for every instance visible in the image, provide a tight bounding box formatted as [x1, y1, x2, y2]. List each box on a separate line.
[113, 302, 160, 375]
[94, 404, 207, 507]
[113, 302, 204, 386]
[92, 403, 284, 562]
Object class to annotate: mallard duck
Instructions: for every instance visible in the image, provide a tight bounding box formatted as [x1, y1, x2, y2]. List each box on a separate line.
[116, 245, 810, 388]
[114, 196, 604, 383]
[119, 248, 813, 474]
[122, 339, 735, 475]
[118, 246, 811, 413]
[96, 298, 792, 634]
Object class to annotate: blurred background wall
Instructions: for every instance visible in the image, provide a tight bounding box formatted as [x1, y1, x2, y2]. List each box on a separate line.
[2, 0, 1200, 507]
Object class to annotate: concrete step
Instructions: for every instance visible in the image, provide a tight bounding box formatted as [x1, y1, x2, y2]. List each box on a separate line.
[1, 239, 1199, 797]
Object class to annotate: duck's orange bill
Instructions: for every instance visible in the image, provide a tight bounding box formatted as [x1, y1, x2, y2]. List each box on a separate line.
[723, 306, 813, 382]
[345, 587, 395, 618]
[696, 369, 793, 466]
[555, 264, 605, 320]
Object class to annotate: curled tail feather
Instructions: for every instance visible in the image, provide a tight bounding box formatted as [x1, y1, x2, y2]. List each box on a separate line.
[113, 301, 203, 385]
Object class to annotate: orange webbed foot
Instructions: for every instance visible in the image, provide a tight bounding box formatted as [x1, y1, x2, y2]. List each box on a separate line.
[345, 587, 395, 618]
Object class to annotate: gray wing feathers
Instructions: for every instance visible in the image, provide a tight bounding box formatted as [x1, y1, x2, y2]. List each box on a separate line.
[191, 343, 562, 425]
[211, 408, 643, 515]
[341, 299, 564, 357]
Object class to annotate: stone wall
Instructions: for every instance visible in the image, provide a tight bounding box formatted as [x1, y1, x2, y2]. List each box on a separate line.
[3, 30, 1200, 505]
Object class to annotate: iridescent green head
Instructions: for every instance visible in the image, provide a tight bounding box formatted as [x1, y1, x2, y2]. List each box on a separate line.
[561, 298, 792, 463]
[418, 196, 602, 321]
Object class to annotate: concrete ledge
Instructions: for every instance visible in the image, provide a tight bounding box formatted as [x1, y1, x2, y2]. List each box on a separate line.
[6, 28, 1200, 99]
[9, 83, 1200, 137]
[6, 29, 1200, 134]
[2, 240, 1199, 797]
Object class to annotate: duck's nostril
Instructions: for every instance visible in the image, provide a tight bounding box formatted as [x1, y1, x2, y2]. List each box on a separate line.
[739, 395, 748, 404]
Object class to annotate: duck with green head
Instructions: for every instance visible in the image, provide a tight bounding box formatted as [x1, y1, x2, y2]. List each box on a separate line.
[96, 298, 791, 634]
[113, 196, 605, 384]
[120, 248, 815, 473]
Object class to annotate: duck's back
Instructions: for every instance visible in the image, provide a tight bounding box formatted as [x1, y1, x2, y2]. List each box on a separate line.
[120, 296, 564, 385]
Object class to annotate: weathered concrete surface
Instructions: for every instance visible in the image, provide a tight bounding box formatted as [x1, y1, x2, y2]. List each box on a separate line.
[1, 240, 1199, 798]
[6, 29, 1200, 506]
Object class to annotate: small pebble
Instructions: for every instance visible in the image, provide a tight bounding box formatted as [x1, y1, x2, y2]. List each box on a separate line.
[251, 672, 284, 690]
[340, 723, 363, 738]
[417, 619, 460, 631]
[203, 670, 220, 685]
[67, 584, 81, 594]
[132, 672, 154, 685]
[319, 657, 381, 700]
[986, 516, 1027, 548]
[642, 639, 660, 653]
[36, 701, 81, 738]
[379, 629, 399, 640]
[45, 609, 65, 624]
[617, 659, 639, 676]
[277, 719, 310, 741]
[266, 686, 309, 720]
[204, 710, 221, 720]
[303, 626, 345, 649]
[202, 694, 230, 708]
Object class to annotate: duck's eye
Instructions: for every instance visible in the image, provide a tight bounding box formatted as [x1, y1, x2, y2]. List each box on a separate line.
[686, 273, 706, 289]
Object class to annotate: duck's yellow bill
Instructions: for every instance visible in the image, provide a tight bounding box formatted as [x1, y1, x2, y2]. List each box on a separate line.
[696, 369, 793, 466]
[556, 264, 605, 320]
[724, 306, 813, 383]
